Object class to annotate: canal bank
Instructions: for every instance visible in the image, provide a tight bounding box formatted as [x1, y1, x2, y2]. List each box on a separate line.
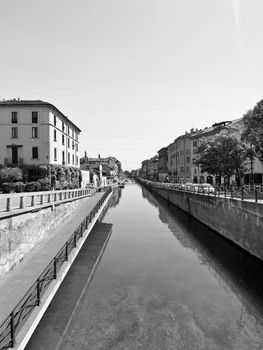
[139, 179, 263, 261]
[26, 183, 263, 350]
[0, 187, 112, 350]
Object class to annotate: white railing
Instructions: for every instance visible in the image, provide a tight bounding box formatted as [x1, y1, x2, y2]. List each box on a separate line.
[0, 188, 93, 213]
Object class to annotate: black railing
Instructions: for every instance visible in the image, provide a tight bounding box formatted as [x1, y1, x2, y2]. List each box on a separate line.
[0, 186, 112, 350]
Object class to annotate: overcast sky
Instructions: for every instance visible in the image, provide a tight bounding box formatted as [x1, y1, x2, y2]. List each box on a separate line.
[1, 0, 263, 170]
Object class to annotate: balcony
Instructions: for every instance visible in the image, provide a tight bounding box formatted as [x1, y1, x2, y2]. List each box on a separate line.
[4, 158, 23, 166]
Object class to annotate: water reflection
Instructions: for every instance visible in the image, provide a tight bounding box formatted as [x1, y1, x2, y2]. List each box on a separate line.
[141, 186, 263, 327]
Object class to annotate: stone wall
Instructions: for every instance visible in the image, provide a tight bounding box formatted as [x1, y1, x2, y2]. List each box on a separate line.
[144, 182, 263, 261]
[0, 199, 85, 278]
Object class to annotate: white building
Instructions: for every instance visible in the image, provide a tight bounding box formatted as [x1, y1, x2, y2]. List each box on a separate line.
[0, 99, 81, 168]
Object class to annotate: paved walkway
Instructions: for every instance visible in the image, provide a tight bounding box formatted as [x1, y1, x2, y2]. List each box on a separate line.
[25, 222, 112, 350]
[0, 192, 105, 324]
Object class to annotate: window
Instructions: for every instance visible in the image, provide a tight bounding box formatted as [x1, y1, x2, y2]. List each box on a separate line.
[62, 151, 65, 163]
[54, 115, 57, 126]
[11, 127, 18, 138]
[68, 152, 70, 164]
[72, 141, 74, 150]
[11, 112, 18, 123]
[193, 141, 197, 147]
[32, 147, 38, 159]
[75, 143, 78, 152]
[76, 156, 78, 165]
[62, 122, 65, 132]
[72, 154, 74, 165]
[67, 126, 70, 135]
[186, 156, 190, 163]
[32, 127, 38, 138]
[54, 129, 57, 141]
[72, 129, 74, 138]
[32, 111, 38, 123]
[68, 138, 70, 147]
[54, 148, 57, 161]
[62, 134, 65, 145]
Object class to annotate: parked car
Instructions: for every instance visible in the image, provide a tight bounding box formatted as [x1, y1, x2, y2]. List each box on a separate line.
[198, 183, 215, 194]
[183, 182, 193, 191]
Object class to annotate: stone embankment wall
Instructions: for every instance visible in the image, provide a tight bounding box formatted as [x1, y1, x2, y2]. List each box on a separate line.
[142, 181, 263, 261]
[0, 199, 85, 278]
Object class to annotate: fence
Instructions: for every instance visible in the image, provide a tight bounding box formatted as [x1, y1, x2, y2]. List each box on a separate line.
[140, 180, 263, 203]
[0, 188, 94, 213]
[0, 186, 112, 350]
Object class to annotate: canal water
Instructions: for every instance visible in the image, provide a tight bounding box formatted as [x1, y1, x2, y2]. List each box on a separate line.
[28, 183, 263, 349]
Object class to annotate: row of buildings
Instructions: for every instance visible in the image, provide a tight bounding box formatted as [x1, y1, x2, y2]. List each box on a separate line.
[0, 99, 122, 186]
[138, 118, 263, 186]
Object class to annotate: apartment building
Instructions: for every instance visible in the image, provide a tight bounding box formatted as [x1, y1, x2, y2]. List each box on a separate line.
[157, 146, 168, 182]
[167, 133, 192, 183]
[0, 99, 81, 168]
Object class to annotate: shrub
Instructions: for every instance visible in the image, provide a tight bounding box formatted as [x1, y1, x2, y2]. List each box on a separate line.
[37, 178, 51, 191]
[1, 182, 16, 193]
[14, 182, 25, 193]
[0, 167, 23, 184]
[54, 181, 62, 190]
[25, 181, 41, 192]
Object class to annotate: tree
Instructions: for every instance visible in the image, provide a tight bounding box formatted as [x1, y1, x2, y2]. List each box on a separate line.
[196, 135, 246, 182]
[241, 101, 263, 162]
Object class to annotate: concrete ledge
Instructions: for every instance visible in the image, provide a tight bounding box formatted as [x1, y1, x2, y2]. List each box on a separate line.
[141, 180, 263, 261]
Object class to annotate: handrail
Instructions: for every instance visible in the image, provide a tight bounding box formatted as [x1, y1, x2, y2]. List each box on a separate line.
[0, 186, 112, 349]
[0, 188, 95, 213]
[139, 179, 263, 203]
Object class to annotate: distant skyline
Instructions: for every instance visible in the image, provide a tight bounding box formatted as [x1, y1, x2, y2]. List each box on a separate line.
[1, 0, 263, 170]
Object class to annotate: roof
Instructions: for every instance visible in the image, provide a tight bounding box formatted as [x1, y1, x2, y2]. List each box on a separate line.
[0, 99, 81, 132]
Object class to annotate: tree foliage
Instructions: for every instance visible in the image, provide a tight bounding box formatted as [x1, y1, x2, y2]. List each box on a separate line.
[196, 135, 246, 177]
[241, 101, 263, 161]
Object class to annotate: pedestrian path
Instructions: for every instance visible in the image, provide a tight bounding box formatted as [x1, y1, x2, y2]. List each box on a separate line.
[0, 192, 105, 323]
[25, 222, 112, 350]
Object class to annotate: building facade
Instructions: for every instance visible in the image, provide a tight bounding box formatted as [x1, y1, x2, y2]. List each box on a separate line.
[157, 147, 168, 182]
[0, 100, 81, 168]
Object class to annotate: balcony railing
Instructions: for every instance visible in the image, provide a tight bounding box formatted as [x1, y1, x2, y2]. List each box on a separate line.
[4, 158, 23, 166]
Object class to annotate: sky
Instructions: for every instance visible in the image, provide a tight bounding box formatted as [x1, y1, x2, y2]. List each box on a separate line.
[1, 0, 263, 170]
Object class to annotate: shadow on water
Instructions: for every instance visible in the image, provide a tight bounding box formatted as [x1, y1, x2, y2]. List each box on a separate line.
[98, 187, 123, 222]
[141, 185, 263, 325]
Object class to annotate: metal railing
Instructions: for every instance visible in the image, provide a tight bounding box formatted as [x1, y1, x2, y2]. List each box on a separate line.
[0, 188, 95, 213]
[0, 186, 112, 350]
[140, 180, 263, 203]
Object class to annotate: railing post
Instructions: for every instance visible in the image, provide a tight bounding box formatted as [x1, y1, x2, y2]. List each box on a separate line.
[20, 196, 24, 209]
[241, 187, 244, 200]
[10, 311, 15, 348]
[6, 197, 12, 212]
[65, 243, 68, 261]
[53, 258, 57, 279]
[73, 233, 77, 248]
[36, 278, 41, 306]
[40, 194, 44, 205]
[31, 195, 35, 207]
[255, 187, 258, 203]
[54, 193, 57, 202]
[48, 193, 51, 203]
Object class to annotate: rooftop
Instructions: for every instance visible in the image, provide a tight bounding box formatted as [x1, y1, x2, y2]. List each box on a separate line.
[0, 99, 81, 132]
